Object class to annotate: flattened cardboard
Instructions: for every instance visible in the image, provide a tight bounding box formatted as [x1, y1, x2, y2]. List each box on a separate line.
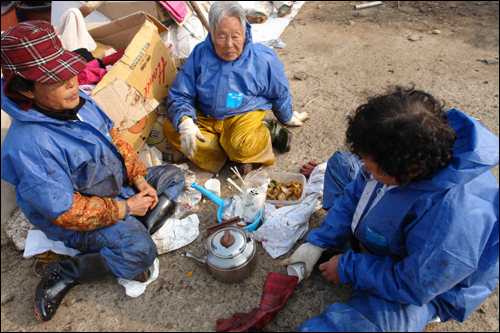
[90, 79, 158, 134]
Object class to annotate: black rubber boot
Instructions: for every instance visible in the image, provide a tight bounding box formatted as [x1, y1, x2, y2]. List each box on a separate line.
[265, 120, 293, 153]
[33, 252, 114, 323]
[136, 194, 176, 235]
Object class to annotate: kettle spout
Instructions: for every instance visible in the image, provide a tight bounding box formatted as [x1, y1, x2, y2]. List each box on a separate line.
[182, 252, 208, 269]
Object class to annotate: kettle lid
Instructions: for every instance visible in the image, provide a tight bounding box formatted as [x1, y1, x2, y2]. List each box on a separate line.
[209, 227, 247, 259]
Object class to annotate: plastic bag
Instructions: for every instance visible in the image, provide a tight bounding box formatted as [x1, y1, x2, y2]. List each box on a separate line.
[243, 171, 270, 223]
[152, 214, 200, 255]
[172, 163, 202, 219]
[221, 195, 244, 221]
[117, 258, 159, 298]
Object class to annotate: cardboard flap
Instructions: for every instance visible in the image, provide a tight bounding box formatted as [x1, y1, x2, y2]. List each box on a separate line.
[91, 79, 159, 133]
[89, 11, 177, 101]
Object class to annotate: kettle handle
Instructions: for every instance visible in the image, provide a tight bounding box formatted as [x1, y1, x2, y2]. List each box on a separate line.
[246, 231, 255, 246]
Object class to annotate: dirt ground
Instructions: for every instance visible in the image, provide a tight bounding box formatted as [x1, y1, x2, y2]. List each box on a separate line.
[1, 1, 499, 332]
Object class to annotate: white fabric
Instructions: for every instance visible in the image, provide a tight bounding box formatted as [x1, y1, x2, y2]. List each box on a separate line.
[56, 8, 97, 52]
[279, 242, 325, 278]
[252, 162, 326, 259]
[179, 117, 205, 158]
[117, 258, 159, 298]
[285, 111, 310, 127]
[23, 229, 81, 258]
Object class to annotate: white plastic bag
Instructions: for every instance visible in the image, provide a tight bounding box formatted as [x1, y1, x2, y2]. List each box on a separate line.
[243, 171, 270, 223]
[117, 258, 159, 298]
[152, 214, 200, 255]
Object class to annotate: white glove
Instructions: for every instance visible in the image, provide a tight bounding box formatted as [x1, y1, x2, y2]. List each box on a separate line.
[178, 117, 205, 159]
[279, 242, 325, 278]
[285, 111, 311, 127]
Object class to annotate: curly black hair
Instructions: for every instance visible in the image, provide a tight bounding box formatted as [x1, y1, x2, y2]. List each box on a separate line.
[345, 86, 457, 186]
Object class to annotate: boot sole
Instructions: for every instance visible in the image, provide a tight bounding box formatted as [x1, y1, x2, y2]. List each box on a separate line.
[33, 279, 47, 323]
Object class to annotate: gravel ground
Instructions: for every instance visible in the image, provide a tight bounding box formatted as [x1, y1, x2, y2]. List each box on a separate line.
[1, 1, 499, 332]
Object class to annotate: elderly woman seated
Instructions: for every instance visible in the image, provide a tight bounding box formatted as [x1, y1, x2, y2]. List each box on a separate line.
[163, 1, 309, 174]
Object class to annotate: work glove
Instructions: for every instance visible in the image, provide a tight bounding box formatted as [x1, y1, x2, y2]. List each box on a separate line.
[178, 117, 205, 159]
[278, 242, 325, 278]
[300, 161, 320, 178]
[216, 273, 299, 332]
[284, 111, 311, 127]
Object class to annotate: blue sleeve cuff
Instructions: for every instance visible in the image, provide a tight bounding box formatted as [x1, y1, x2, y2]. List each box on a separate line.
[337, 249, 354, 284]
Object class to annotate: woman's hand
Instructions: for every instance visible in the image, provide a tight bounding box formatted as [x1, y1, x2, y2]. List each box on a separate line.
[126, 190, 155, 216]
[136, 181, 158, 210]
[319, 254, 342, 283]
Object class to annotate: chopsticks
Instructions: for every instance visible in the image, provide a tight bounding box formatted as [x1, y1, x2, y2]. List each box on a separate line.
[230, 166, 245, 188]
[205, 216, 241, 234]
[227, 178, 244, 194]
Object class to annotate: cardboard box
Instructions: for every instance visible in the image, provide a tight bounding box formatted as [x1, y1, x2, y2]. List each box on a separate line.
[88, 12, 178, 151]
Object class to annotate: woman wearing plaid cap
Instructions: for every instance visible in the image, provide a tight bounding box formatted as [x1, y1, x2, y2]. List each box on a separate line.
[1, 21, 185, 322]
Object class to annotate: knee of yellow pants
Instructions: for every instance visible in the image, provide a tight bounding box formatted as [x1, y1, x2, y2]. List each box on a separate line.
[220, 112, 274, 165]
[163, 118, 228, 174]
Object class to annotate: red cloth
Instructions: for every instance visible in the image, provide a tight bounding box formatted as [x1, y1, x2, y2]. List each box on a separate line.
[215, 273, 299, 332]
[77, 59, 106, 85]
[101, 48, 125, 66]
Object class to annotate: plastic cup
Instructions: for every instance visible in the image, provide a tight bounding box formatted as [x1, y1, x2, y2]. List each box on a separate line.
[204, 179, 221, 197]
[287, 262, 306, 283]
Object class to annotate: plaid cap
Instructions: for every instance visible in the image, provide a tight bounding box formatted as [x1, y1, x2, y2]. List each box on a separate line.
[1, 21, 87, 84]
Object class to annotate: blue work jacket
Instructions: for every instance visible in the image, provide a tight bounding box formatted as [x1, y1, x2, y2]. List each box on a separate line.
[1, 80, 136, 242]
[307, 109, 499, 323]
[166, 20, 294, 131]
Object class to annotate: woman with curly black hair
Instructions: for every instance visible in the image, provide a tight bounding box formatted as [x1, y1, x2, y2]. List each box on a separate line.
[281, 87, 499, 331]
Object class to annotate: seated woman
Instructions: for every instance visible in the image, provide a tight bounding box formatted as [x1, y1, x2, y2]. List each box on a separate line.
[1, 22, 185, 322]
[282, 87, 499, 331]
[163, 1, 309, 174]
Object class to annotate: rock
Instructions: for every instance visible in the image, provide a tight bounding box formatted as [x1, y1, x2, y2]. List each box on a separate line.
[409, 34, 419, 41]
[346, 20, 355, 26]
[432, 29, 442, 34]
[65, 299, 76, 307]
[294, 71, 309, 81]
[493, 104, 499, 108]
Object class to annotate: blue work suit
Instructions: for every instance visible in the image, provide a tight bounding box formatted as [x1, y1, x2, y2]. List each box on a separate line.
[1, 81, 185, 279]
[301, 109, 499, 331]
[166, 20, 294, 131]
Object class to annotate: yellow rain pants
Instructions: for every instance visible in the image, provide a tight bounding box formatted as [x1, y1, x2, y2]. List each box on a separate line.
[163, 111, 274, 174]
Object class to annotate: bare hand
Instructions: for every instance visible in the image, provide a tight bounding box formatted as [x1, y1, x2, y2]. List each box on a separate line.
[300, 161, 320, 178]
[136, 182, 158, 209]
[126, 190, 155, 216]
[318, 254, 342, 283]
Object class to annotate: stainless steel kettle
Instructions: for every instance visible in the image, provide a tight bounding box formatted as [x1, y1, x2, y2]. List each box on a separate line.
[183, 227, 257, 283]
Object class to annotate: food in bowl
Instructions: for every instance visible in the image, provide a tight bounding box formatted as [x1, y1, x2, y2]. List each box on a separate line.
[266, 179, 303, 201]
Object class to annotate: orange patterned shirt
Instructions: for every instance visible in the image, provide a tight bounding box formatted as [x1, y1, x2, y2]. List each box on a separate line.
[51, 128, 148, 231]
